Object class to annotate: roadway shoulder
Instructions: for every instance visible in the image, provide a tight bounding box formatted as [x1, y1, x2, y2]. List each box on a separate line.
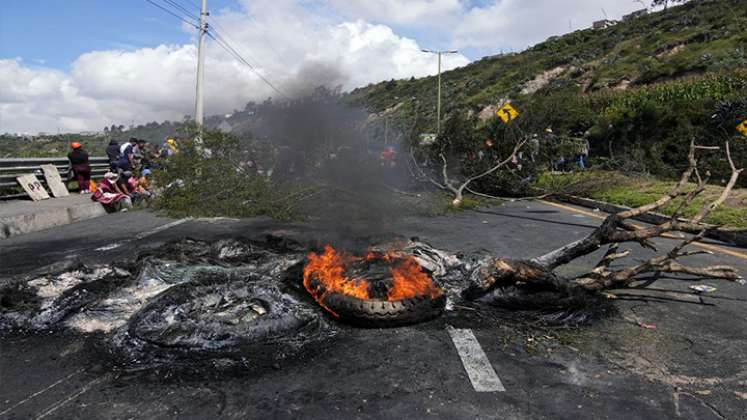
[0, 196, 107, 240]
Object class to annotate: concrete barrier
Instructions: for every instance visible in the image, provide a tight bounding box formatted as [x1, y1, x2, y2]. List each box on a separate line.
[551, 194, 747, 248]
[0, 196, 107, 240]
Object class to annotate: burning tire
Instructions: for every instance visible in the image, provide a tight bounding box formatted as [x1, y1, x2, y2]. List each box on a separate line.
[322, 293, 446, 327]
[303, 246, 446, 327]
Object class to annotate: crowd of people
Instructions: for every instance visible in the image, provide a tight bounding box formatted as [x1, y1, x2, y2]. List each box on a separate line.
[66, 137, 179, 212]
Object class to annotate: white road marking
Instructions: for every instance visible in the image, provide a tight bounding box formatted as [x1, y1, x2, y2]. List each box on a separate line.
[94, 243, 123, 251]
[134, 218, 191, 240]
[447, 326, 506, 392]
[0, 369, 84, 417]
[33, 374, 110, 420]
[94, 218, 191, 251]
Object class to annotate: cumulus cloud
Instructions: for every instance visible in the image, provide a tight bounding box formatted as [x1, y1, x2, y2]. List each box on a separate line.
[1, 0, 470, 134]
[326, 0, 463, 25]
[1, 0, 649, 134]
[453, 0, 650, 51]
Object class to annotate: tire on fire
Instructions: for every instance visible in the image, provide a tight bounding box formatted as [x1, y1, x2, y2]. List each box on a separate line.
[304, 246, 447, 327]
[322, 293, 446, 327]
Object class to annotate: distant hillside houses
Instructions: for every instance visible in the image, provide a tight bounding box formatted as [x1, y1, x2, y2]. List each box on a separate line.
[592, 19, 617, 30]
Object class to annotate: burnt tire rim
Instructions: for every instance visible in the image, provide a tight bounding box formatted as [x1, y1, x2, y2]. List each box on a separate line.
[321, 293, 446, 327]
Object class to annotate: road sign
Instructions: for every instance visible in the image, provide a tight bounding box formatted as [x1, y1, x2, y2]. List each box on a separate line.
[17, 174, 50, 201]
[737, 120, 747, 137]
[496, 103, 519, 123]
[41, 164, 70, 198]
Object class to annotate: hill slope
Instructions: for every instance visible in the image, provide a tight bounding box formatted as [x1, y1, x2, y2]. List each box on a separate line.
[348, 0, 747, 119]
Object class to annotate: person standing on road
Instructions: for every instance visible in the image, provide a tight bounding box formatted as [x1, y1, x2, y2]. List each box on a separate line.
[106, 140, 119, 170]
[117, 138, 136, 173]
[67, 142, 91, 194]
[160, 138, 179, 159]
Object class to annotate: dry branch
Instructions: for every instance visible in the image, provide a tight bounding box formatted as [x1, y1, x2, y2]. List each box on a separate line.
[464, 141, 744, 301]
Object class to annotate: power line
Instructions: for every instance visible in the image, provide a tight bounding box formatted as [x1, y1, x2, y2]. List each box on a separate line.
[207, 14, 286, 68]
[144, 0, 198, 29]
[208, 21, 262, 68]
[206, 29, 289, 99]
[162, 0, 200, 20]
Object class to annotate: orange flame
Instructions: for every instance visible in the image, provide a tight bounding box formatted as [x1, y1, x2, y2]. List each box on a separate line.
[303, 245, 442, 315]
[304, 246, 369, 316]
[388, 257, 443, 301]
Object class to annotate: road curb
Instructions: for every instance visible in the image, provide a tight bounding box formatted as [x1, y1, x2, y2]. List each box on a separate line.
[550, 194, 747, 248]
[0, 201, 107, 240]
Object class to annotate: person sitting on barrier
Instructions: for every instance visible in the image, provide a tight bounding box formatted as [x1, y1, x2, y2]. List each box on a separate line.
[67, 142, 91, 194]
[91, 172, 132, 212]
[137, 168, 154, 198]
[120, 170, 147, 204]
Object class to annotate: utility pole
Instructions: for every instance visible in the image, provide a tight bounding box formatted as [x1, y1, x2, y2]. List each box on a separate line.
[194, 0, 208, 128]
[421, 49, 458, 134]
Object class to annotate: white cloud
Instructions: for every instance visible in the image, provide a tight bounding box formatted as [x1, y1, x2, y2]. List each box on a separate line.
[1, 0, 469, 134]
[453, 0, 650, 51]
[327, 0, 463, 25]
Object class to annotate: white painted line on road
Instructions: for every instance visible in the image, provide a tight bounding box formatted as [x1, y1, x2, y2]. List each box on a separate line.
[94, 218, 192, 252]
[447, 326, 506, 392]
[135, 218, 192, 240]
[95, 243, 124, 251]
[33, 374, 110, 420]
[0, 369, 84, 417]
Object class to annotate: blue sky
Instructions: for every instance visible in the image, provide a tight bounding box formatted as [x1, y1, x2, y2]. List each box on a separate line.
[0, 0, 237, 70]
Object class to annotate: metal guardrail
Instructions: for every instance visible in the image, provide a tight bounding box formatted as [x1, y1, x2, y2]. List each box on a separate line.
[0, 157, 110, 196]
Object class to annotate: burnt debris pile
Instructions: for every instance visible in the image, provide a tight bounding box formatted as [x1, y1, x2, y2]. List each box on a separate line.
[0, 237, 332, 368]
[0, 236, 615, 368]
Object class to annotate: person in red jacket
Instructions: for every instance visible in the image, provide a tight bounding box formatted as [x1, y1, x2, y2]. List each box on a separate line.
[67, 142, 91, 193]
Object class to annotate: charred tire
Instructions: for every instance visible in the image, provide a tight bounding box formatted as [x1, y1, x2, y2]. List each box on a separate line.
[322, 293, 446, 327]
[127, 271, 321, 355]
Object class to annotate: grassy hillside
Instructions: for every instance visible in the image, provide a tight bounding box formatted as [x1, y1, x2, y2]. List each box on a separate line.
[349, 0, 747, 118]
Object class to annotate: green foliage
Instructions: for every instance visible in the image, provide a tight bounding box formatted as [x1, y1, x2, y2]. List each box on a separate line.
[535, 170, 747, 228]
[153, 130, 295, 219]
[348, 0, 747, 188]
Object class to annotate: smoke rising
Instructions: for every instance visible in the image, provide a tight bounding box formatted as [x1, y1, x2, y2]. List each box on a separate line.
[244, 88, 415, 251]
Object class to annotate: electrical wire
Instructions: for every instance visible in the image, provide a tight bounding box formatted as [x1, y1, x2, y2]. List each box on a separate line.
[207, 13, 287, 68]
[206, 30, 289, 99]
[144, 0, 199, 29]
[162, 0, 200, 20]
[146, 0, 289, 99]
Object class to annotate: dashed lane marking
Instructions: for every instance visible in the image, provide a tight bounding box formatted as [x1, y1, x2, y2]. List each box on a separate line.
[539, 200, 747, 262]
[94, 218, 192, 251]
[447, 326, 506, 392]
[0, 369, 84, 417]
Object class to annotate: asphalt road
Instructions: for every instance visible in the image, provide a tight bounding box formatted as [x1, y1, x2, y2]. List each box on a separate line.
[1, 201, 746, 419]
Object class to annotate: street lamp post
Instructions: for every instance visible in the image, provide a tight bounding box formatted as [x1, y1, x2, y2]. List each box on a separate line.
[421, 49, 458, 134]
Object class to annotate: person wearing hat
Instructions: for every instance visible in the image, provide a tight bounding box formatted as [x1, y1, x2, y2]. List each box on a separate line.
[67, 142, 91, 194]
[91, 171, 132, 211]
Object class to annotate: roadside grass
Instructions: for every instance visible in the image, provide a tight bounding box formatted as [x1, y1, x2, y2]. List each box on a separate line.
[535, 170, 747, 229]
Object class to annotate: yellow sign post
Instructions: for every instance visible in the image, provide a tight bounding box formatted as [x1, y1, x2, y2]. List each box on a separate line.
[737, 120, 747, 137]
[496, 102, 519, 123]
